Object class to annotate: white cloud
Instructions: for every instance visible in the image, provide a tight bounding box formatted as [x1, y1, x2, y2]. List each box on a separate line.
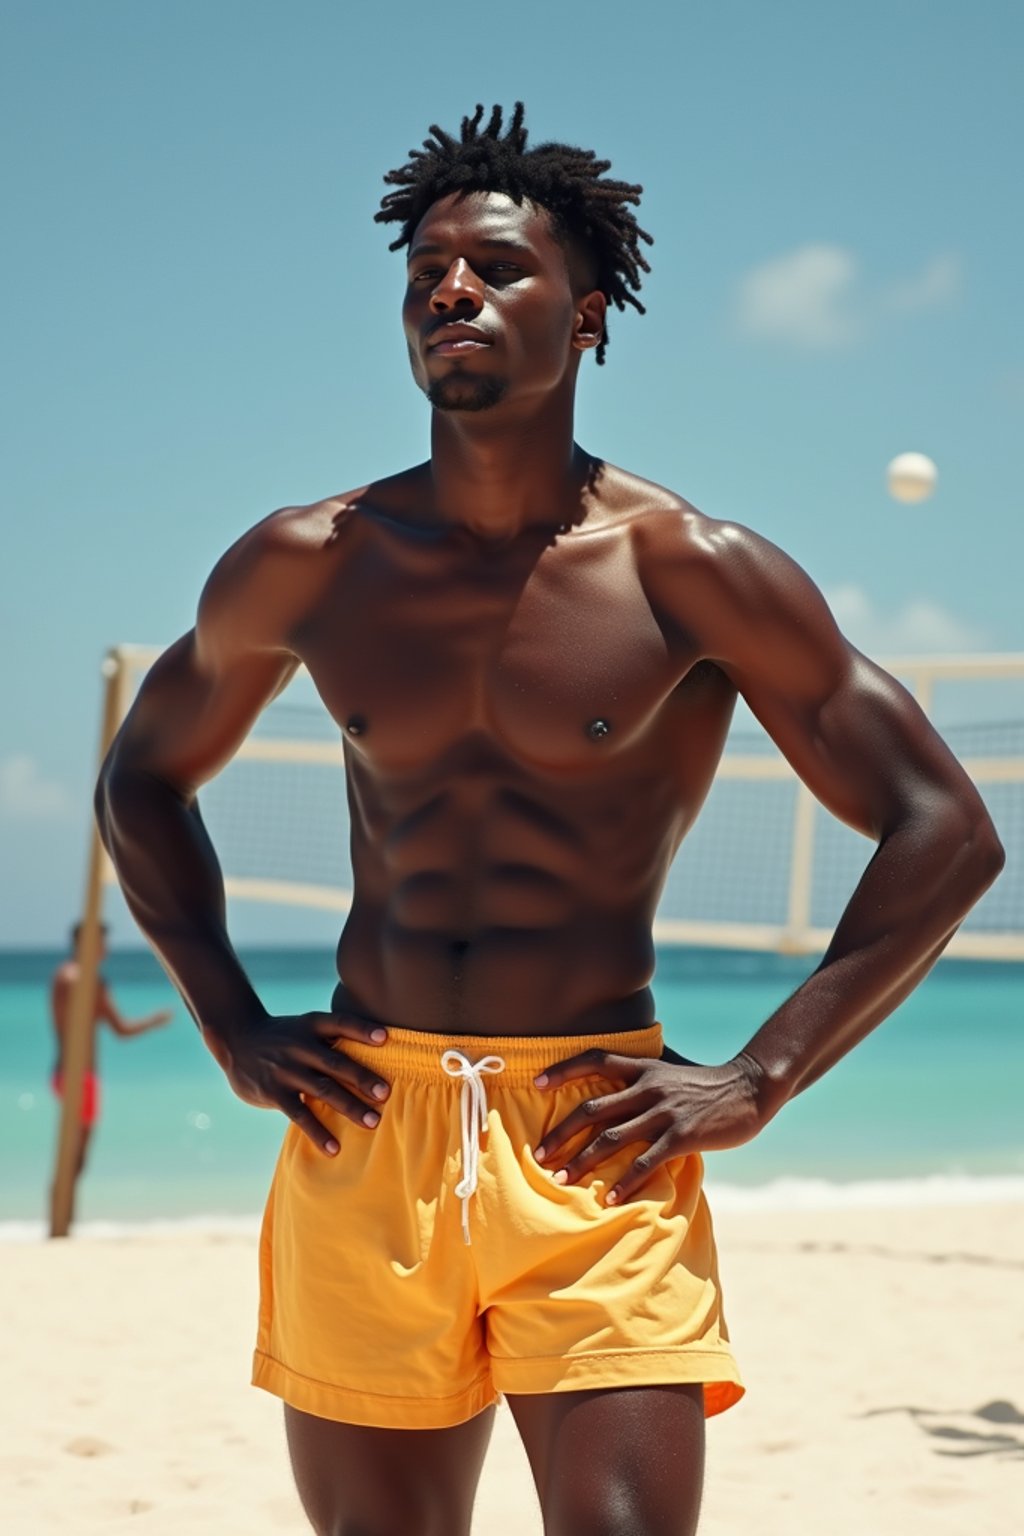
[735, 244, 860, 349]
[0, 755, 74, 820]
[733, 245, 961, 350]
[822, 583, 990, 655]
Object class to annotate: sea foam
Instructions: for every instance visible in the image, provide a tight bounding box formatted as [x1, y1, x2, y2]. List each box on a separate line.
[3, 1173, 1024, 1241]
[706, 1172, 1024, 1211]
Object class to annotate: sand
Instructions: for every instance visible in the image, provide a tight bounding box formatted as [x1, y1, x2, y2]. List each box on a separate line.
[3, 1202, 1021, 1535]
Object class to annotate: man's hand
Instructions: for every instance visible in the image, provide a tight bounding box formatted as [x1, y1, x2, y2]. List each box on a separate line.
[217, 1010, 391, 1156]
[532, 1047, 767, 1205]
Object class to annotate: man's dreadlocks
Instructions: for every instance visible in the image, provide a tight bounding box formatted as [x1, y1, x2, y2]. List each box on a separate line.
[375, 103, 653, 366]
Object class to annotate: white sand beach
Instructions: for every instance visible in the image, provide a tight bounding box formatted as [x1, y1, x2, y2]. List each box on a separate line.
[4, 1202, 1021, 1535]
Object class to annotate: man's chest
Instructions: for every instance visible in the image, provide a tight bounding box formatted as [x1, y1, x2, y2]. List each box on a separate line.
[294, 532, 693, 773]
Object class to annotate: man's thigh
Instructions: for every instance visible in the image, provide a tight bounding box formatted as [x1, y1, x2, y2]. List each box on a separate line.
[283, 1402, 496, 1536]
[506, 1384, 705, 1536]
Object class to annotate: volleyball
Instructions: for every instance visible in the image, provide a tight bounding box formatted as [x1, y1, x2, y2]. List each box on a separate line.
[886, 451, 938, 503]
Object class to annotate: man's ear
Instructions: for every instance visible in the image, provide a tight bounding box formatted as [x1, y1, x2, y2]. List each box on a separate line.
[572, 289, 608, 352]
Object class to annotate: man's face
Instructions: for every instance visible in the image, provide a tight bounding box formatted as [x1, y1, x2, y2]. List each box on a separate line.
[402, 191, 602, 413]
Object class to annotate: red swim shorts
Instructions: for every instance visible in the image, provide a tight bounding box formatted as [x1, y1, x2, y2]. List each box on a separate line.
[51, 1069, 101, 1127]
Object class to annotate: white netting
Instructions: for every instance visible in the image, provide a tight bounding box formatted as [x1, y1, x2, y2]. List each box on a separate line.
[104, 650, 1024, 959]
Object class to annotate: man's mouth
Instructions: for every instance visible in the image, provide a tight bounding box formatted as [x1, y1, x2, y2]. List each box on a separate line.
[426, 323, 494, 354]
[429, 338, 492, 355]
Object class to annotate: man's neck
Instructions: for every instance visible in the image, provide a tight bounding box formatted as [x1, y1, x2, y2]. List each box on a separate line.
[427, 390, 591, 541]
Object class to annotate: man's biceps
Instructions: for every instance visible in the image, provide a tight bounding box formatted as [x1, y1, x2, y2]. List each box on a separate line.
[115, 640, 286, 787]
[798, 664, 972, 832]
[129, 633, 211, 722]
[819, 660, 958, 783]
[108, 639, 212, 769]
[191, 609, 299, 704]
[734, 669, 900, 836]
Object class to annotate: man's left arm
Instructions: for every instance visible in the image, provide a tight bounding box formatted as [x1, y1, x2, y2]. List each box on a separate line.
[692, 520, 1005, 1119]
[531, 517, 1005, 1199]
[97, 982, 172, 1038]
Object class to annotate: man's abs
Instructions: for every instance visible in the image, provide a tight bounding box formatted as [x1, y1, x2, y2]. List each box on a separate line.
[328, 748, 698, 1038]
[331, 900, 659, 1038]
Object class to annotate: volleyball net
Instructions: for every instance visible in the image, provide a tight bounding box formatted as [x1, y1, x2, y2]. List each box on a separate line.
[105, 645, 1024, 961]
[50, 643, 1023, 1235]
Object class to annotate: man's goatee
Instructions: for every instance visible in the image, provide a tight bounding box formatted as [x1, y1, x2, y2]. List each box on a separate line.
[427, 376, 508, 413]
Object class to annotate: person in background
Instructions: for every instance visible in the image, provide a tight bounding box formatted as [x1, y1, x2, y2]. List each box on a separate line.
[50, 921, 172, 1200]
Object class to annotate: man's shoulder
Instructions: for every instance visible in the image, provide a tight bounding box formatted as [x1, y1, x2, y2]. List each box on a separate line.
[229, 491, 368, 559]
[197, 472, 428, 649]
[609, 471, 814, 652]
[608, 466, 771, 574]
[201, 487, 378, 613]
[225, 468, 428, 566]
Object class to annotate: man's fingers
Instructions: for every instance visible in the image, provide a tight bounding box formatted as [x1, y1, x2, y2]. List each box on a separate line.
[533, 1049, 641, 1091]
[297, 1074, 382, 1129]
[314, 1011, 388, 1046]
[533, 1087, 635, 1163]
[550, 1115, 659, 1184]
[605, 1135, 678, 1206]
[309, 1044, 390, 1104]
[282, 1096, 343, 1156]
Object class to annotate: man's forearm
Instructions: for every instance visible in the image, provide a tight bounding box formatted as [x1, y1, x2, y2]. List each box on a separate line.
[739, 804, 1005, 1117]
[126, 1013, 170, 1034]
[95, 765, 266, 1062]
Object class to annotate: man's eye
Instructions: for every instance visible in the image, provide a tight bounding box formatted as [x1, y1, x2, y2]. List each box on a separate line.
[409, 265, 519, 282]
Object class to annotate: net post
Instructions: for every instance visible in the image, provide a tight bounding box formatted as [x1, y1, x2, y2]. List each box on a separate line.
[913, 672, 934, 717]
[781, 782, 817, 954]
[49, 648, 131, 1238]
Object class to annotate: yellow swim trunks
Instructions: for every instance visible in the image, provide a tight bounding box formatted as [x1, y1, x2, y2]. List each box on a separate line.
[252, 1022, 744, 1428]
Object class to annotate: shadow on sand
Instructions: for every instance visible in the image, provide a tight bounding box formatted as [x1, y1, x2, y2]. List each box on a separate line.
[860, 1399, 1024, 1460]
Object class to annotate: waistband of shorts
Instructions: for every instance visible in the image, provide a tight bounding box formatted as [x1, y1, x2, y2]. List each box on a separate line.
[342, 1022, 664, 1086]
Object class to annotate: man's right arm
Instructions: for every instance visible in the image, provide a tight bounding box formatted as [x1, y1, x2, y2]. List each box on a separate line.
[95, 519, 300, 1058]
[95, 511, 391, 1151]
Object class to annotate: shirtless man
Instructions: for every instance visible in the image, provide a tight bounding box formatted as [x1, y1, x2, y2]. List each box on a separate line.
[50, 921, 171, 1210]
[95, 104, 1004, 1535]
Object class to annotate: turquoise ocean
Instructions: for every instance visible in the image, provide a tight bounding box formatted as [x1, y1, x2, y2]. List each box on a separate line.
[3, 945, 1023, 1235]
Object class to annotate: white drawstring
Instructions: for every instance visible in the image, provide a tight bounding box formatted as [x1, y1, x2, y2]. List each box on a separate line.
[440, 1050, 506, 1244]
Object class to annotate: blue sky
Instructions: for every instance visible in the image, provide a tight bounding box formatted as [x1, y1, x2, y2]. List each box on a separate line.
[2, 0, 1022, 947]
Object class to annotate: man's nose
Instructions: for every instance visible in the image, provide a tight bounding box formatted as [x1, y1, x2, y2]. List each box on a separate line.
[429, 258, 483, 313]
